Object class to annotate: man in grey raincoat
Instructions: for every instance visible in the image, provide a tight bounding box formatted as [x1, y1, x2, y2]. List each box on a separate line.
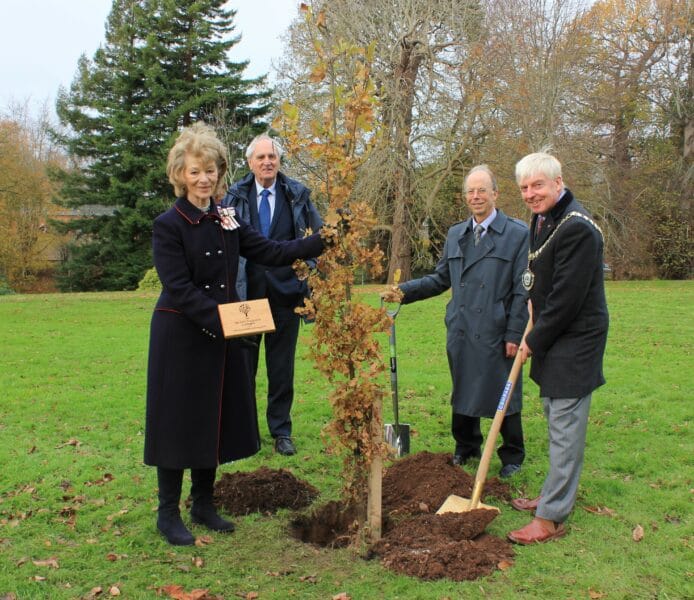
[397, 165, 529, 478]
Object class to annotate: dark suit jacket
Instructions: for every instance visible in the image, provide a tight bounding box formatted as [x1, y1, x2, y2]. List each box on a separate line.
[525, 189, 609, 397]
[222, 172, 323, 308]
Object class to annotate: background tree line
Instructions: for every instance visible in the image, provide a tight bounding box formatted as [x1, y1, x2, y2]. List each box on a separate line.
[0, 0, 690, 293]
[278, 0, 692, 281]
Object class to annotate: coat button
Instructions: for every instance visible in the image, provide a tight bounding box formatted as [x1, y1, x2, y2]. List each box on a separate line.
[217, 250, 223, 255]
[476, 308, 482, 313]
[474, 334, 480, 339]
[220, 284, 225, 289]
[204, 284, 210, 290]
[205, 251, 211, 256]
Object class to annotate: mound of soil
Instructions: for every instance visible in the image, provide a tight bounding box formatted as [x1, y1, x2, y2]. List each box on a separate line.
[214, 466, 319, 515]
[214, 452, 516, 581]
[369, 508, 514, 581]
[382, 450, 512, 516]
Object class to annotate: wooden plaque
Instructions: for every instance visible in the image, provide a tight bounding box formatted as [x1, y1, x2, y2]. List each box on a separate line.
[218, 298, 276, 338]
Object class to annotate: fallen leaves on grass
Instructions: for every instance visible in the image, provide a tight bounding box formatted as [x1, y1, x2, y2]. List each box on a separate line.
[55, 438, 81, 449]
[265, 568, 293, 577]
[32, 557, 59, 569]
[234, 593, 258, 600]
[83, 587, 103, 599]
[332, 593, 351, 600]
[589, 590, 607, 599]
[497, 560, 514, 571]
[583, 505, 616, 517]
[108, 586, 121, 596]
[194, 535, 213, 547]
[105, 553, 128, 561]
[1, 510, 32, 527]
[157, 585, 222, 599]
[85, 473, 114, 487]
[58, 505, 77, 528]
[632, 524, 644, 542]
[106, 509, 128, 521]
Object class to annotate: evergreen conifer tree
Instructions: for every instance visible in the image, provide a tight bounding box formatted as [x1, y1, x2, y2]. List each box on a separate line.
[53, 0, 271, 291]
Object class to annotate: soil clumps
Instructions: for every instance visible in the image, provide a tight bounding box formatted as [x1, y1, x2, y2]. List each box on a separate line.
[214, 452, 515, 581]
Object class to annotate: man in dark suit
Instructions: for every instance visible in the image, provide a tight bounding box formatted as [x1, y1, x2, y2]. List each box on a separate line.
[509, 151, 609, 545]
[221, 135, 322, 456]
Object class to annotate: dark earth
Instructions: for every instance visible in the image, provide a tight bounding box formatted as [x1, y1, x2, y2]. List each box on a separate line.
[213, 451, 515, 581]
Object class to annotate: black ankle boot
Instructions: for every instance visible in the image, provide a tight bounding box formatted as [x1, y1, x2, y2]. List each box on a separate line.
[156, 467, 195, 546]
[190, 468, 235, 533]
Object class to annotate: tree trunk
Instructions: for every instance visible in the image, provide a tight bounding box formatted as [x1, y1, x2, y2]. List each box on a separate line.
[387, 40, 423, 283]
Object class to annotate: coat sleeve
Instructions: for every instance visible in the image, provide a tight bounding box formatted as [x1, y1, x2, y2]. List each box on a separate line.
[301, 192, 323, 270]
[526, 220, 602, 356]
[152, 217, 223, 338]
[238, 220, 324, 264]
[399, 237, 453, 303]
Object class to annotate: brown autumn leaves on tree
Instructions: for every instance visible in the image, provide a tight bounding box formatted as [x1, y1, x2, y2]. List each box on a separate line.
[0, 108, 63, 291]
[275, 5, 392, 520]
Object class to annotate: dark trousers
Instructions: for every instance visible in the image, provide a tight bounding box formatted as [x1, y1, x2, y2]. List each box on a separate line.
[250, 304, 300, 438]
[452, 411, 525, 466]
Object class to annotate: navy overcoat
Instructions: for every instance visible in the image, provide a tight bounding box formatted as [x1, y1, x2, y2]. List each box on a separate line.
[144, 197, 323, 469]
[524, 189, 609, 397]
[400, 210, 529, 417]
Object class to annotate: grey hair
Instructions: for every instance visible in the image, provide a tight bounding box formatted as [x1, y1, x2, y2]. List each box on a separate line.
[246, 134, 284, 160]
[465, 164, 498, 192]
[515, 151, 562, 184]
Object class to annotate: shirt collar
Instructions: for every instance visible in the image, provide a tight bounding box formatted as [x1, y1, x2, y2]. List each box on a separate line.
[255, 180, 277, 197]
[471, 208, 497, 231]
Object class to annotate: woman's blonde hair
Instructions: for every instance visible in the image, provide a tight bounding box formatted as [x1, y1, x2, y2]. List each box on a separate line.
[167, 122, 228, 199]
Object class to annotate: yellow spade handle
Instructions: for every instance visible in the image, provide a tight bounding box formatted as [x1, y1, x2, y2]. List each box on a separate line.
[469, 317, 533, 509]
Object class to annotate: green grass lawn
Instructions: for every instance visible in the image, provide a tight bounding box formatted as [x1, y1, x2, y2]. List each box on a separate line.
[0, 282, 692, 599]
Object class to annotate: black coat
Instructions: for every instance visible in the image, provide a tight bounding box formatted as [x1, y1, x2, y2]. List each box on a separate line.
[525, 189, 609, 398]
[144, 197, 323, 469]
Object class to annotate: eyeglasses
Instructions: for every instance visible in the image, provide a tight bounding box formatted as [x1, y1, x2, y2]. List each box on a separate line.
[466, 187, 490, 196]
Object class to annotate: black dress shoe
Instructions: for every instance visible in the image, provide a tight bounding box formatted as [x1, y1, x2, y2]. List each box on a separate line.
[275, 436, 296, 456]
[452, 454, 465, 466]
[499, 463, 522, 478]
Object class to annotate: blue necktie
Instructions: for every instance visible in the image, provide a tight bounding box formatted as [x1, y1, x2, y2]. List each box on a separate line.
[259, 189, 271, 237]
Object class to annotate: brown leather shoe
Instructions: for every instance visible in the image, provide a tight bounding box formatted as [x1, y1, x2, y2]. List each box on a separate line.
[510, 496, 542, 512]
[507, 518, 566, 545]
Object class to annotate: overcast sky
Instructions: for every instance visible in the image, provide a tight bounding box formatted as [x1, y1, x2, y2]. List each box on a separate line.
[0, 0, 299, 116]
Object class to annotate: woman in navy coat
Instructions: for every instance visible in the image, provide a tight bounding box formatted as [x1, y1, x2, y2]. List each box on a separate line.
[144, 122, 324, 545]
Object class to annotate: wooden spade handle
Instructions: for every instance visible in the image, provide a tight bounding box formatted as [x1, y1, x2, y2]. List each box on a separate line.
[469, 317, 533, 509]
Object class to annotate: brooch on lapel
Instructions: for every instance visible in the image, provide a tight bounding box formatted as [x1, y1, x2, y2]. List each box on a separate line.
[219, 206, 240, 231]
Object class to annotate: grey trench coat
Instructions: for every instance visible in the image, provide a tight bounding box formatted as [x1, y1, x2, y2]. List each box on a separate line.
[400, 210, 529, 417]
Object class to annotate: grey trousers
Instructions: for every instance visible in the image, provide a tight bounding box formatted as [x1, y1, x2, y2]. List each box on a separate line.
[536, 393, 592, 524]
